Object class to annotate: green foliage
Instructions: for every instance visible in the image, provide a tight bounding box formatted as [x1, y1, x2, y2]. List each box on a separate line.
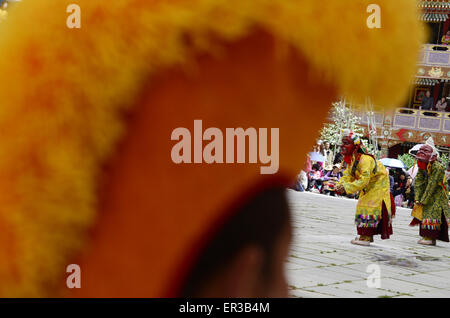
[398, 153, 415, 170]
[398, 152, 449, 170]
[320, 101, 363, 146]
[440, 153, 449, 166]
[361, 138, 380, 158]
[320, 101, 380, 157]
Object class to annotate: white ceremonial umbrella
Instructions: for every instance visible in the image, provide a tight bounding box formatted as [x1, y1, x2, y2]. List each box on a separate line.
[380, 158, 406, 169]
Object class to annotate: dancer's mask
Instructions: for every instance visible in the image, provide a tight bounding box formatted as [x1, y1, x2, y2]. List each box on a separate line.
[416, 145, 437, 165]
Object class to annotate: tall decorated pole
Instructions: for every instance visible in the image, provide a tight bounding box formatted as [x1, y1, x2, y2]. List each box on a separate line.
[365, 97, 381, 159]
[320, 99, 373, 160]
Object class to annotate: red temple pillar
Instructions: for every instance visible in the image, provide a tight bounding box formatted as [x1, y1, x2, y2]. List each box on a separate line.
[443, 18, 450, 37]
[433, 83, 440, 104]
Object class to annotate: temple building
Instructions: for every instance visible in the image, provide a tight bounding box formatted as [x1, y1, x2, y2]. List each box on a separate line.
[354, 0, 450, 158]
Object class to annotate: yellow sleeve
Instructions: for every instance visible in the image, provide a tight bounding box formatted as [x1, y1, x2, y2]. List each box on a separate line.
[340, 155, 373, 194]
[338, 164, 353, 186]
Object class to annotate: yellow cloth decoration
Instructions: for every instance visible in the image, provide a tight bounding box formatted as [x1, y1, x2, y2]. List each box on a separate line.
[0, 9, 7, 21]
[411, 204, 423, 221]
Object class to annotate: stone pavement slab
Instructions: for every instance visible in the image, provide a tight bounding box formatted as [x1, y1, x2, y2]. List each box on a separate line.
[286, 190, 450, 298]
[303, 280, 400, 298]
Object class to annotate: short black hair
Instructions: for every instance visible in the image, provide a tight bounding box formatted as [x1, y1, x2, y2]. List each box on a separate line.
[180, 186, 290, 297]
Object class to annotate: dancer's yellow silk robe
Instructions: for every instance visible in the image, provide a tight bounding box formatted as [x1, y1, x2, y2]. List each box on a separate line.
[338, 154, 392, 228]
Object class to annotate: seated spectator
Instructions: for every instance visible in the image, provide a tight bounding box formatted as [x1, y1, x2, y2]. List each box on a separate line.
[294, 170, 308, 192]
[307, 163, 323, 192]
[322, 165, 342, 196]
[393, 173, 407, 206]
[387, 167, 395, 193]
[420, 90, 433, 111]
[442, 30, 450, 45]
[435, 97, 447, 112]
[405, 175, 415, 208]
[292, 156, 312, 192]
[322, 141, 334, 173]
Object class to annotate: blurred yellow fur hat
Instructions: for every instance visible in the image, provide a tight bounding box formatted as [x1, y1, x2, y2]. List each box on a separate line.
[0, 0, 424, 296]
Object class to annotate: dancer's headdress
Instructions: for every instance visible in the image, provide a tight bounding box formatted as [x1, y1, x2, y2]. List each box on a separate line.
[425, 137, 439, 158]
[341, 129, 369, 154]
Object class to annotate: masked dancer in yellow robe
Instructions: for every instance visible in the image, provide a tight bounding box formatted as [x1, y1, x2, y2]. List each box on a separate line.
[336, 130, 395, 246]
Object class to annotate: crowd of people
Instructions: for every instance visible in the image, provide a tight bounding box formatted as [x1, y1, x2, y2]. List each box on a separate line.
[294, 134, 449, 247]
[390, 161, 450, 209]
[293, 140, 346, 197]
[293, 140, 450, 209]
[389, 168, 414, 208]
[420, 90, 449, 113]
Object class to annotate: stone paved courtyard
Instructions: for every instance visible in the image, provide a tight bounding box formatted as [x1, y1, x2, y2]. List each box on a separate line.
[286, 190, 450, 298]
